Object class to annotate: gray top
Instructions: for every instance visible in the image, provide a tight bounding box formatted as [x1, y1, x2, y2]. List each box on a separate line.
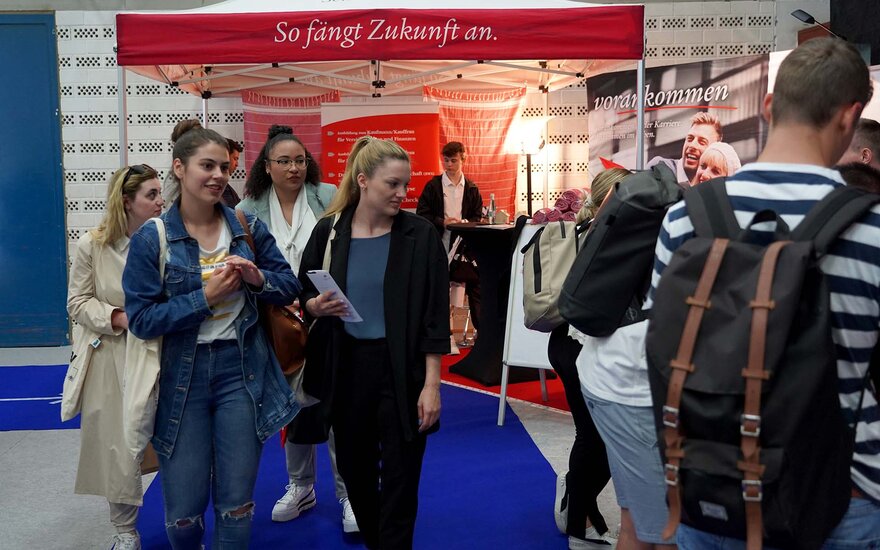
[344, 233, 391, 340]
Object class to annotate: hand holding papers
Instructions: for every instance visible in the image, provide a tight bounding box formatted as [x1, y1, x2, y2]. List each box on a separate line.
[306, 270, 363, 323]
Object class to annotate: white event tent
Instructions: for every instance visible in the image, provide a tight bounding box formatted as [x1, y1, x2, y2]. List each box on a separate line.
[114, 0, 648, 164]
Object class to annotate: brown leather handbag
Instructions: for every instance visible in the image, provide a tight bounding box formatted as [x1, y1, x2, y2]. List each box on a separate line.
[236, 210, 307, 375]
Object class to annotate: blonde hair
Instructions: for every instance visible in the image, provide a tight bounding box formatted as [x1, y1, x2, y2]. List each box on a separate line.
[691, 112, 723, 141]
[576, 168, 632, 223]
[92, 165, 160, 247]
[324, 136, 410, 217]
[701, 141, 742, 177]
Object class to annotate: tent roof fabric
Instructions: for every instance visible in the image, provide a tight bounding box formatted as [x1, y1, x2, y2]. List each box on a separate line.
[116, 0, 644, 98]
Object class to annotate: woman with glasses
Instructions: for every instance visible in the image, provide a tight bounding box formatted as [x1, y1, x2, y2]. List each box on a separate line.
[123, 126, 300, 549]
[67, 164, 164, 550]
[299, 136, 449, 549]
[237, 124, 352, 530]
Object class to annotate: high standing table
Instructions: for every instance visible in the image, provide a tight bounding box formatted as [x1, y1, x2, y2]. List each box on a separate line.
[447, 222, 544, 386]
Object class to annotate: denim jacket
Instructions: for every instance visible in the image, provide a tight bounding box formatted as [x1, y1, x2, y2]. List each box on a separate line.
[123, 202, 301, 457]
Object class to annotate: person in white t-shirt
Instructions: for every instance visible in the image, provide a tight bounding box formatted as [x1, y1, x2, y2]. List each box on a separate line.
[417, 142, 484, 347]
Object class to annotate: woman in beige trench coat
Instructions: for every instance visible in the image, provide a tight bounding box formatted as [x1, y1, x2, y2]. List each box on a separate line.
[67, 165, 164, 550]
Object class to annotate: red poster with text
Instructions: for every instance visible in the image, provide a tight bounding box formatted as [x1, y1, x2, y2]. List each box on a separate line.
[321, 104, 440, 210]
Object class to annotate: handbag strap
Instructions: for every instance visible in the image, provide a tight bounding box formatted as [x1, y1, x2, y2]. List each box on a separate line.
[235, 209, 258, 259]
[154, 217, 167, 278]
[322, 213, 339, 272]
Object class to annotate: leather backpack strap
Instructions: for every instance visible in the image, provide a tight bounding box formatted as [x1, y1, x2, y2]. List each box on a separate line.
[661, 237, 730, 540]
[737, 241, 788, 550]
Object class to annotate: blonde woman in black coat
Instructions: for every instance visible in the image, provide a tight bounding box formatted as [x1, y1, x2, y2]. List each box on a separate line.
[298, 136, 450, 549]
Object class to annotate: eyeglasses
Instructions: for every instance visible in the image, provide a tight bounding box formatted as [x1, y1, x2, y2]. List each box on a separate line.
[121, 164, 155, 189]
[268, 157, 309, 170]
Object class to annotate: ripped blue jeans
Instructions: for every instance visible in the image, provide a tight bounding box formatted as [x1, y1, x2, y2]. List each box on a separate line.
[158, 339, 263, 550]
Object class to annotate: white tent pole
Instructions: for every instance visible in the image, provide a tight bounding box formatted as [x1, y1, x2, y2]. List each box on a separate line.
[117, 64, 128, 166]
[543, 92, 550, 210]
[636, 58, 646, 170]
[202, 97, 208, 128]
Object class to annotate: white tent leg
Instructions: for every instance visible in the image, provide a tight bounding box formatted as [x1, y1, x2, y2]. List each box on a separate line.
[636, 58, 646, 170]
[202, 97, 209, 128]
[543, 92, 550, 209]
[117, 65, 128, 166]
[539, 368, 548, 402]
[497, 362, 510, 426]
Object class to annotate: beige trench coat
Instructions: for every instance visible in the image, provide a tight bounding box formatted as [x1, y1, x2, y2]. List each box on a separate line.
[67, 231, 144, 505]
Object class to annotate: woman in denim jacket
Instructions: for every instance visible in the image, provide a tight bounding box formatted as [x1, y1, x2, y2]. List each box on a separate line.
[123, 126, 301, 550]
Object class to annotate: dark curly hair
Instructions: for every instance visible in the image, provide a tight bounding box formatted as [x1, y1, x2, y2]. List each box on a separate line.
[244, 124, 321, 200]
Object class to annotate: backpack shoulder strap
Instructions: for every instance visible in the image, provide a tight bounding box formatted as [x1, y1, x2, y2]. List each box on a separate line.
[322, 213, 339, 272]
[792, 186, 880, 255]
[154, 217, 167, 278]
[683, 177, 736, 238]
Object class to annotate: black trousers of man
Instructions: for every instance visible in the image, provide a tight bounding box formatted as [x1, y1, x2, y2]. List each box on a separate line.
[547, 324, 612, 537]
[333, 337, 427, 550]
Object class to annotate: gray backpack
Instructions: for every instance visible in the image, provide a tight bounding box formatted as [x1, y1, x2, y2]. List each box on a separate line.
[521, 220, 584, 332]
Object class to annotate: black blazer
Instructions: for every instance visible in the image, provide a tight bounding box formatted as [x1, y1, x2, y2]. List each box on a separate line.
[298, 206, 450, 441]
[416, 175, 484, 235]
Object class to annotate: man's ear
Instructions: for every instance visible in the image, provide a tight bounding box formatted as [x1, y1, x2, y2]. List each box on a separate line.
[841, 101, 864, 137]
[863, 147, 874, 165]
[762, 93, 773, 123]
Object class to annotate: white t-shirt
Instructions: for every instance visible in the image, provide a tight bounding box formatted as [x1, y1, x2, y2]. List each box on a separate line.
[572, 320, 652, 407]
[442, 172, 465, 250]
[197, 221, 245, 343]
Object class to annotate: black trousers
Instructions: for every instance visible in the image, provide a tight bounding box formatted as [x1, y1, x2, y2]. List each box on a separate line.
[547, 324, 612, 536]
[333, 337, 427, 550]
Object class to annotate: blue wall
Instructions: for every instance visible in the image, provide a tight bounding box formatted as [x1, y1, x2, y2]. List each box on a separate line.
[0, 14, 69, 346]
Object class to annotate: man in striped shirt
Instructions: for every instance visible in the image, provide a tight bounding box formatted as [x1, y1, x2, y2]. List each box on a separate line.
[650, 38, 880, 548]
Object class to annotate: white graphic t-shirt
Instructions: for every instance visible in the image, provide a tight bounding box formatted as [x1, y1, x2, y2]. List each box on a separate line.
[196, 221, 245, 343]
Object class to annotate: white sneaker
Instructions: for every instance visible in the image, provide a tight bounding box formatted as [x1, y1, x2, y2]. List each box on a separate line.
[340, 497, 359, 533]
[449, 334, 460, 355]
[554, 471, 568, 534]
[109, 532, 141, 550]
[271, 483, 316, 522]
[569, 527, 617, 549]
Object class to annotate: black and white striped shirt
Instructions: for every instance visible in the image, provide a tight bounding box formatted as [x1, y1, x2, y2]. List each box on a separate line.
[650, 163, 880, 503]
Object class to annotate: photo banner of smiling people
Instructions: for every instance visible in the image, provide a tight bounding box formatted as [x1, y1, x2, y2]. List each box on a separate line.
[321, 102, 440, 209]
[587, 54, 770, 186]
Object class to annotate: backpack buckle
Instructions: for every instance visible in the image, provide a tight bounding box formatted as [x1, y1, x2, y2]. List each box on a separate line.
[662, 405, 680, 428]
[740, 414, 761, 437]
[664, 463, 680, 486]
[741, 479, 763, 502]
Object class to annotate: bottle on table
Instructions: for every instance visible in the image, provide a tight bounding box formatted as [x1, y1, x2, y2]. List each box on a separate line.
[487, 193, 496, 224]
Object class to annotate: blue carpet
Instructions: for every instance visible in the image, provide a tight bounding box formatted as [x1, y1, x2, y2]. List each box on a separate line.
[1, 365, 565, 548]
[137, 385, 565, 549]
[0, 365, 79, 430]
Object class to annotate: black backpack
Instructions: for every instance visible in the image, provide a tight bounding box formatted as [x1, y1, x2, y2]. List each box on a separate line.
[646, 180, 879, 549]
[559, 164, 684, 336]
